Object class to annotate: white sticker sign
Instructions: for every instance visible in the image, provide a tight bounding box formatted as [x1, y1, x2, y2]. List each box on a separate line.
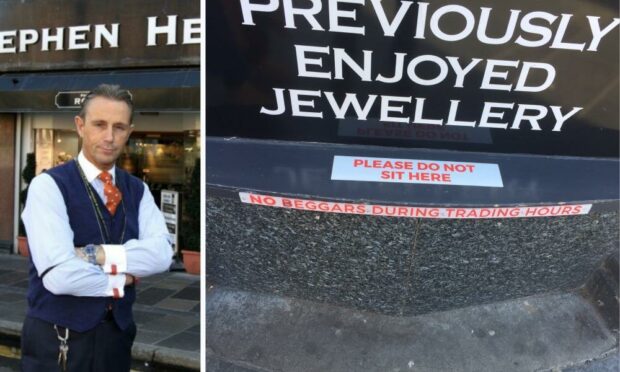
[239, 193, 592, 219]
[331, 156, 503, 187]
[160, 190, 179, 254]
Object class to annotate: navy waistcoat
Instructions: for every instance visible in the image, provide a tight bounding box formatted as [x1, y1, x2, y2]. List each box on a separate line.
[26, 160, 143, 332]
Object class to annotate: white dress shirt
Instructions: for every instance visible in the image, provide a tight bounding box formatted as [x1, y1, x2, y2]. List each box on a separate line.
[22, 152, 173, 298]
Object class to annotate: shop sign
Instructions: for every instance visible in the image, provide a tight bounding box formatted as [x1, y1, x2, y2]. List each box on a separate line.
[54, 91, 89, 109]
[0, 0, 200, 71]
[161, 190, 179, 254]
[54, 90, 133, 109]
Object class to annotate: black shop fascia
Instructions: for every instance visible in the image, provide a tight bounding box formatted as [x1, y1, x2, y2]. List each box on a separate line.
[206, 0, 619, 213]
[0, 0, 199, 113]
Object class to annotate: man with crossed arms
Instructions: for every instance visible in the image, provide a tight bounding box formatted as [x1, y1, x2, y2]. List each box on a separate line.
[21, 84, 173, 371]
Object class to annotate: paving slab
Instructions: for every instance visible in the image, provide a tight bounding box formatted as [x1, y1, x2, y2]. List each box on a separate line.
[0, 293, 25, 304]
[156, 298, 200, 312]
[134, 329, 171, 345]
[137, 287, 177, 306]
[173, 286, 201, 301]
[206, 286, 618, 372]
[157, 330, 200, 351]
[561, 353, 620, 372]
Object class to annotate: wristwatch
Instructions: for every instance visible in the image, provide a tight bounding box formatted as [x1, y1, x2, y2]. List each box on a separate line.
[83, 244, 98, 265]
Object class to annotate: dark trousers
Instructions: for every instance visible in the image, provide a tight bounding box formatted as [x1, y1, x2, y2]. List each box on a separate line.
[21, 316, 136, 372]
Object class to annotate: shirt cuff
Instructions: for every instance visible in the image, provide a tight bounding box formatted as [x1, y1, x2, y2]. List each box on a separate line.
[105, 275, 126, 298]
[101, 244, 127, 275]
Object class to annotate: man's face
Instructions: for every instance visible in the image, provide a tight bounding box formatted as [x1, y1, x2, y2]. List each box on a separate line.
[75, 96, 133, 171]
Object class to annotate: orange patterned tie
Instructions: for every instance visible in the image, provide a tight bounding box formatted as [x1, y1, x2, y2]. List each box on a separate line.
[99, 171, 122, 215]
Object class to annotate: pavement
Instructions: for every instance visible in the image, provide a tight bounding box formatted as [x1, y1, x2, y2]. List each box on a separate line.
[206, 286, 619, 372]
[0, 254, 200, 370]
[3, 252, 617, 371]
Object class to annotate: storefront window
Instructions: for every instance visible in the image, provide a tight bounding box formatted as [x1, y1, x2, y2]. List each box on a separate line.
[118, 130, 200, 205]
[29, 113, 199, 237]
[30, 113, 199, 183]
[35, 129, 79, 173]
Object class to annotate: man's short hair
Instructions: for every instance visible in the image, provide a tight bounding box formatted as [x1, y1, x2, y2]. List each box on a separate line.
[79, 84, 134, 123]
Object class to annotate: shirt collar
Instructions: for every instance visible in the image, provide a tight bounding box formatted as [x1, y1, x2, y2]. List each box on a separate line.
[78, 151, 116, 184]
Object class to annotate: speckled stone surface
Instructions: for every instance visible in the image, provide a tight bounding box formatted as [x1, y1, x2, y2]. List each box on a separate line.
[206, 195, 619, 315]
[407, 216, 619, 314]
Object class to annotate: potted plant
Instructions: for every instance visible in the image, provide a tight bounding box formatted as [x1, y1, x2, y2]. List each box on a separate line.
[17, 153, 36, 257]
[181, 158, 201, 274]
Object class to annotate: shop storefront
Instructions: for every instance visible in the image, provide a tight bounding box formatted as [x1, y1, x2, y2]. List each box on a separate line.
[205, 0, 619, 322]
[0, 0, 200, 254]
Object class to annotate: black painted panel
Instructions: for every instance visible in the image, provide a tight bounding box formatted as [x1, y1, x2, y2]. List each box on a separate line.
[206, 0, 619, 157]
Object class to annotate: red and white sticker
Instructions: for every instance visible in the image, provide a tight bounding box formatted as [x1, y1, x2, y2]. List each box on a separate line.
[239, 192, 592, 219]
[331, 156, 503, 187]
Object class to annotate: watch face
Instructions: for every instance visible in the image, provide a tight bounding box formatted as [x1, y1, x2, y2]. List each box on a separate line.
[206, 0, 619, 158]
[83, 244, 98, 264]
